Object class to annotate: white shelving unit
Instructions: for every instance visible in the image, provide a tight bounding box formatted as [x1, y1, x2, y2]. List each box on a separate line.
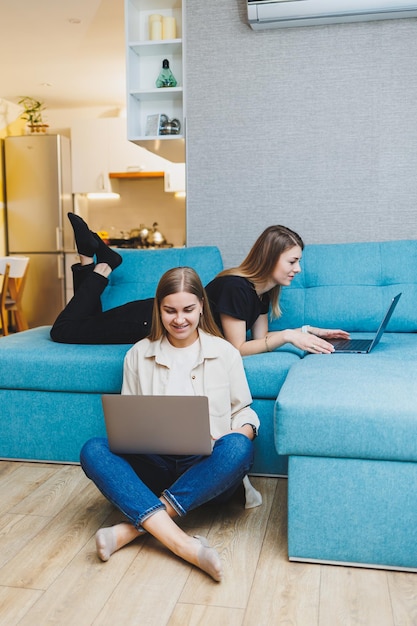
[125, 0, 185, 161]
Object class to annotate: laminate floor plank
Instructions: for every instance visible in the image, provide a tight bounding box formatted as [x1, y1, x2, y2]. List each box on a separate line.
[387, 571, 417, 626]
[179, 477, 277, 609]
[0, 482, 113, 590]
[1, 464, 57, 512]
[0, 460, 23, 479]
[16, 535, 144, 626]
[91, 539, 194, 626]
[0, 586, 43, 626]
[0, 513, 51, 569]
[319, 566, 394, 626]
[243, 479, 321, 626]
[11, 464, 88, 517]
[168, 603, 245, 626]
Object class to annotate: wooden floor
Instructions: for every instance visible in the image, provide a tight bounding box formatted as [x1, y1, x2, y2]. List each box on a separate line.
[1, 461, 416, 626]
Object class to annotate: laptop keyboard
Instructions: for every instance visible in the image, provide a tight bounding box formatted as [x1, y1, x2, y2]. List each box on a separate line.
[332, 339, 371, 350]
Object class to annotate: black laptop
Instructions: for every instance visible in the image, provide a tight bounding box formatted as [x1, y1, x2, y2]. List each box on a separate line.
[329, 292, 402, 354]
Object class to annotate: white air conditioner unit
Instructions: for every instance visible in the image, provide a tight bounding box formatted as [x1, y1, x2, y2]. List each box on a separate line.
[247, 0, 417, 29]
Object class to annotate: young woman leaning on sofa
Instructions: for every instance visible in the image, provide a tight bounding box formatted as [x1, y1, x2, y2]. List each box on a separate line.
[50, 215, 349, 353]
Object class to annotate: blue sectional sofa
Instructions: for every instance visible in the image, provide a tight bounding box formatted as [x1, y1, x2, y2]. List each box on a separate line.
[1, 239, 416, 571]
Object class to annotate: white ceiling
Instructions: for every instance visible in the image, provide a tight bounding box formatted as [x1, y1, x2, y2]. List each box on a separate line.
[0, 0, 126, 110]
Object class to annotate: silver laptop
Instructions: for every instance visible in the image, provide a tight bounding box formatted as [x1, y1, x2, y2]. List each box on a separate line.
[101, 395, 212, 455]
[329, 292, 401, 354]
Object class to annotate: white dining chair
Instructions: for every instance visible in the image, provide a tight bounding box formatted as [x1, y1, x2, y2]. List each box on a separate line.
[0, 256, 30, 334]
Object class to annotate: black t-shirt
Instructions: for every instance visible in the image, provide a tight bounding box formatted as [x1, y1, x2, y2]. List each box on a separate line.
[205, 275, 269, 334]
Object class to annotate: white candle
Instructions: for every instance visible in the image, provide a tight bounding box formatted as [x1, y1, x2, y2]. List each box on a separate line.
[149, 14, 162, 40]
[162, 16, 176, 40]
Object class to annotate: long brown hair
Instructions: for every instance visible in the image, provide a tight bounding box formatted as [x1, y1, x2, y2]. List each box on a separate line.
[148, 266, 223, 341]
[219, 225, 304, 318]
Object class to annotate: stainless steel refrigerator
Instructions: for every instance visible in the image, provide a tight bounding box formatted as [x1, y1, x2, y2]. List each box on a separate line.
[4, 134, 74, 328]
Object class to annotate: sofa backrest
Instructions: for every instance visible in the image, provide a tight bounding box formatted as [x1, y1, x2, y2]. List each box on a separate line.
[101, 246, 224, 311]
[269, 240, 417, 332]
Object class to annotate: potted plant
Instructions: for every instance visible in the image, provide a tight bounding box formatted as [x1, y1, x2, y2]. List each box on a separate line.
[18, 96, 48, 133]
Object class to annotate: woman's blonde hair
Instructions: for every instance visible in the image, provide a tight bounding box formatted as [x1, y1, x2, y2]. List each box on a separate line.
[148, 266, 223, 341]
[219, 225, 304, 318]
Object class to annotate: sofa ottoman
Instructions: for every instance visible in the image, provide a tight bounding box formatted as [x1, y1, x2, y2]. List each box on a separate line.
[275, 333, 417, 571]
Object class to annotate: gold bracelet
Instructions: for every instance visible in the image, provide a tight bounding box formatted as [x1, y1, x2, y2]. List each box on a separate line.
[265, 334, 271, 352]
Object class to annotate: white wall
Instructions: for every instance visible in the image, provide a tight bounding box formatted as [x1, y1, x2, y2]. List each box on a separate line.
[40, 106, 116, 138]
[185, 2, 417, 267]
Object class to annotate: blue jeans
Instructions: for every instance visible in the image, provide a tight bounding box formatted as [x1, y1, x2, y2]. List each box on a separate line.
[80, 434, 254, 529]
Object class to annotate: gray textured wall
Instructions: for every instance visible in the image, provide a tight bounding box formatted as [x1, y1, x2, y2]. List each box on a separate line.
[185, 1, 417, 268]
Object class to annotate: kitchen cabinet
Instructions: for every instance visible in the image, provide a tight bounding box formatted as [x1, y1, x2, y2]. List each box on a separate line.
[164, 162, 186, 193]
[71, 118, 146, 193]
[108, 168, 185, 193]
[125, 0, 185, 162]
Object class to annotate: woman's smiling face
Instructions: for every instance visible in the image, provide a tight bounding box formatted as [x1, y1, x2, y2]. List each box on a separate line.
[160, 291, 203, 347]
[271, 245, 302, 286]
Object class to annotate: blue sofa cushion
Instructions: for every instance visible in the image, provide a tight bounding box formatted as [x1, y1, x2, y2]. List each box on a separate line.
[0, 330, 300, 400]
[243, 348, 301, 399]
[275, 333, 417, 463]
[0, 247, 224, 394]
[0, 326, 129, 393]
[269, 240, 417, 332]
[101, 247, 224, 310]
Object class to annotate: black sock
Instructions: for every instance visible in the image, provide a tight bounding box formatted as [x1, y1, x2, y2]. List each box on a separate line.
[94, 233, 122, 270]
[68, 213, 98, 257]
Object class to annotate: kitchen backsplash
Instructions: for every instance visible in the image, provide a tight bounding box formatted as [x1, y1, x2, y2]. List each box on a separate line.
[85, 176, 186, 247]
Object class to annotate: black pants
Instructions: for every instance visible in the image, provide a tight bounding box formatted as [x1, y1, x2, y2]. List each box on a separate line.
[50, 264, 154, 344]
